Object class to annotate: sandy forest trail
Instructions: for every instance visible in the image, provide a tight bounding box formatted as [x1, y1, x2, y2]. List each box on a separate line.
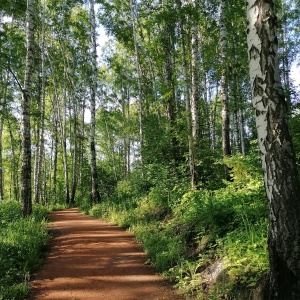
[28, 208, 184, 300]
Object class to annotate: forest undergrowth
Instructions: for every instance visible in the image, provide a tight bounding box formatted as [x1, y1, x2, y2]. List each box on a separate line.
[81, 154, 269, 299]
[0, 202, 66, 300]
[0, 154, 270, 300]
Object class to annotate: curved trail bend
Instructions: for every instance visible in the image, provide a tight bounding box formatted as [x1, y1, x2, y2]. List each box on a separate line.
[29, 208, 184, 300]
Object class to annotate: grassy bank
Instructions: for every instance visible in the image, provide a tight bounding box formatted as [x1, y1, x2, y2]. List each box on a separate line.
[81, 155, 269, 299]
[0, 201, 50, 300]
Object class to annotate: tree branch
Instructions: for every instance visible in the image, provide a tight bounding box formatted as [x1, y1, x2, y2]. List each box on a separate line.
[7, 65, 24, 93]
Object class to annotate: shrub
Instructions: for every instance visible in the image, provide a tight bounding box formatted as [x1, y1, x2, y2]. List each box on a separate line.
[0, 201, 49, 299]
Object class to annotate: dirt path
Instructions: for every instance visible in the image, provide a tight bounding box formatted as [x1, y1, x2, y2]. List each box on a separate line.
[28, 208, 184, 300]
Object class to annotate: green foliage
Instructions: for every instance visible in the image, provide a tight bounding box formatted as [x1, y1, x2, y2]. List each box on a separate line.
[0, 201, 22, 228]
[290, 112, 300, 169]
[221, 220, 269, 289]
[172, 179, 266, 240]
[0, 201, 49, 299]
[133, 223, 186, 272]
[83, 153, 269, 298]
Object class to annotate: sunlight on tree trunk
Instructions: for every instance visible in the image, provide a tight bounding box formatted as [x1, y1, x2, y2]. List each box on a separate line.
[89, 0, 101, 203]
[21, 0, 34, 216]
[246, 0, 300, 298]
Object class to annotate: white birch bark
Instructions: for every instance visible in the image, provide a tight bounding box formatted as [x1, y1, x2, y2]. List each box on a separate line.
[34, 0, 46, 204]
[21, 0, 35, 216]
[190, 0, 200, 140]
[219, 0, 231, 158]
[180, 21, 196, 188]
[247, 1, 300, 298]
[130, 0, 144, 172]
[61, 88, 70, 205]
[0, 67, 10, 202]
[89, 0, 101, 203]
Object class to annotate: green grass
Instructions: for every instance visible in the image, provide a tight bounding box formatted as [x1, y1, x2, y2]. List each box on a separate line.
[81, 155, 269, 299]
[0, 201, 50, 300]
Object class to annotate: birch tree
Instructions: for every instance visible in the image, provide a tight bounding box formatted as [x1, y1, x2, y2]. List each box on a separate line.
[33, 0, 46, 204]
[246, 1, 300, 298]
[219, 0, 232, 181]
[130, 0, 144, 172]
[89, 0, 101, 203]
[21, 0, 35, 216]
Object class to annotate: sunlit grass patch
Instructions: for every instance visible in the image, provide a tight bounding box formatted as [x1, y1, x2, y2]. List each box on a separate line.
[0, 201, 50, 300]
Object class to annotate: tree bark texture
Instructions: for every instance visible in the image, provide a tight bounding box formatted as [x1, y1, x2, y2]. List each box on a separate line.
[21, 0, 35, 216]
[219, 0, 231, 158]
[190, 0, 201, 141]
[246, 1, 300, 298]
[34, 6, 46, 204]
[180, 21, 196, 188]
[0, 117, 3, 202]
[89, 0, 101, 203]
[130, 0, 144, 172]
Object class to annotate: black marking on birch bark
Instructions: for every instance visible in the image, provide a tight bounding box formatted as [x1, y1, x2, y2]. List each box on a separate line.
[249, 45, 260, 59]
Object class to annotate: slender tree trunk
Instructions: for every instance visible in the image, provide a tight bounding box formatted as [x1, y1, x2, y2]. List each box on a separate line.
[180, 21, 196, 188]
[219, 0, 231, 157]
[47, 53, 59, 203]
[238, 109, 246, 155]
[34, 7, 46, 204]
[105, 120, 117, 181]
[21, 0, 35, 216]
[280, 0, 291, 111]
[190, 5, 200, 141]
[70, 130, 78, 205]
[123, 88, 131, 179]
[0, 69, 9, 202]
[70, 100, 78, 205]
[52, 121, 58, 202]
[62, 104, 70, 205]
[130, 0, 144, 172]
[246, 1, 300, 298]
[162, 25, 179, 164]
[7, 119, 20, 201]
[89, 0, 101, 203]
[0, 117, 3, 202]
[219, 0, 231, 180]
[232, 62, 242, 154]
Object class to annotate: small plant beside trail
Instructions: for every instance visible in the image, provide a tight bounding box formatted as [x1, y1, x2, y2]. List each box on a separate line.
[0, 201, 50, 300]
[83, 154, 269, 299]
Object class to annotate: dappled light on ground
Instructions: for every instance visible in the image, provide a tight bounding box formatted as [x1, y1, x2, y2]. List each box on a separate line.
[28, 208, 183, 300]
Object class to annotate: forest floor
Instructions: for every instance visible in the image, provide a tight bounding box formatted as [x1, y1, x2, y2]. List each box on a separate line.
[28, 208, 184, 300]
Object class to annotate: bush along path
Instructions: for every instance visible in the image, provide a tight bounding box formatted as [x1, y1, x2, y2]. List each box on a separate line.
[28, 208, 184, 300]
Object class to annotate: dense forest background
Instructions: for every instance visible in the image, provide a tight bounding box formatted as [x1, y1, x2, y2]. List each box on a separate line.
[1, 0, 300, 299]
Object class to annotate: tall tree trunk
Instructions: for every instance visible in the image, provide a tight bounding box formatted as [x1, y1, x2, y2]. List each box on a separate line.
[70, 99, 79, 205]
[34, 5, 46, 204]
[51, 119, 58, 202]
[180, 21, 196, 188]
[89, 0, 101, 203]
[0, 116, 3, 202]
[162, 25, 179, 164]
[219, 0, 231, 180]
[191, 10, 200, 141]
[61, 94, 70, 205]
[123, 87, 131, 179]
[246, 1, 300, 298]
[0, 68, 9, 202]
[130, 0, 144, 172]
[238, 109, 246, 155]
[280, 0, 292, 111]
[219, 0, 231, 157]
[7, 119, 20, 201]
[21, 0, 35, 216]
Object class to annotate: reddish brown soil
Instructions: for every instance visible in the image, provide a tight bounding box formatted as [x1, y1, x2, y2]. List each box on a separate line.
[28, 208, 184, 300]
